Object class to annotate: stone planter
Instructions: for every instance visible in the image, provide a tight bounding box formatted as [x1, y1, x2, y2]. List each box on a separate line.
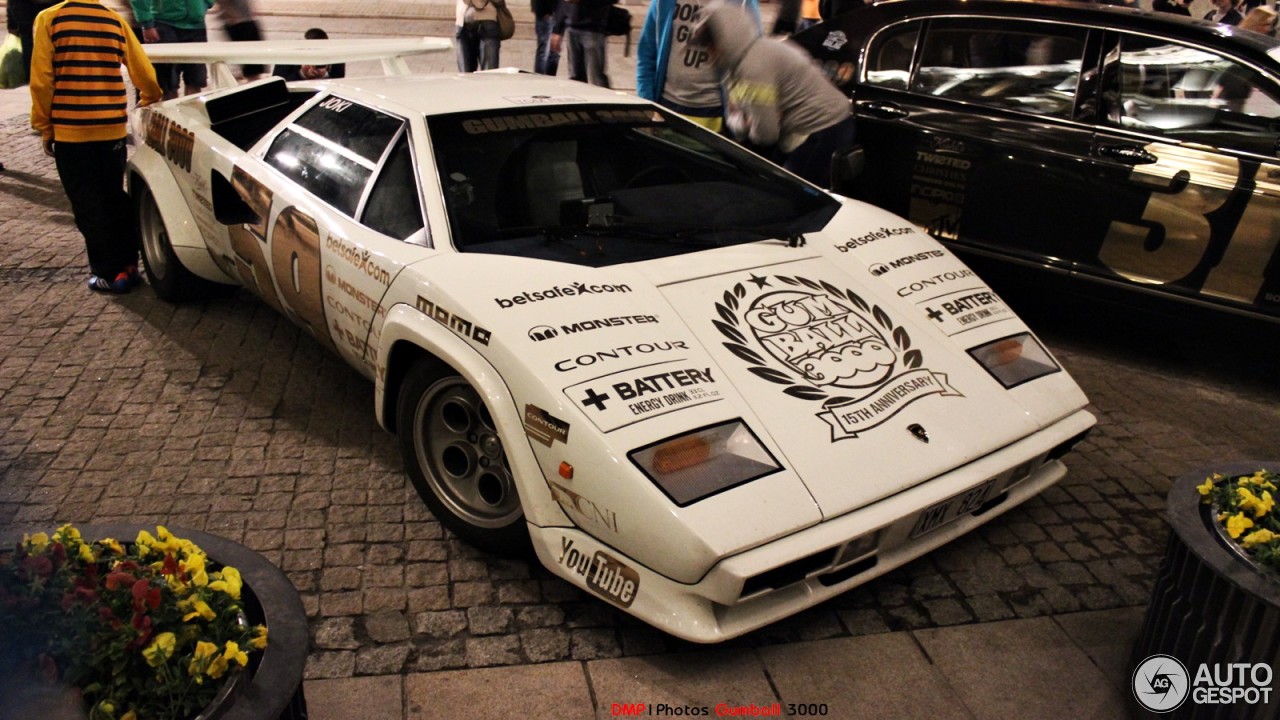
[0, 524, 309, 720]
[1132, 463, 1280, 719]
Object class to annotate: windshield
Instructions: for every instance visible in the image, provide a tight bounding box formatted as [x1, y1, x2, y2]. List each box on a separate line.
[427, 105, 840, 267]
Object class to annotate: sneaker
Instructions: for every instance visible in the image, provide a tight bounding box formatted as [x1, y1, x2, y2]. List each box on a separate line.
[88, 272, 132, 294]
[126, 264, 144, 287]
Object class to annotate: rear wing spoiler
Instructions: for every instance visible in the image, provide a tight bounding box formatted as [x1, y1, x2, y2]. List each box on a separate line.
[142, 37, 452, 89]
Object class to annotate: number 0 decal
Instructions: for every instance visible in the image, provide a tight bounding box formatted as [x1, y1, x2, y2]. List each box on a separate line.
[270, 207, 335, 351]
[229, 167, 283, 313]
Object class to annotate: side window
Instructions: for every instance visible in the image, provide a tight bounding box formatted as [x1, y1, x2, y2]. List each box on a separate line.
[1107, 34, 1280, 156]
[362, 132, 428, 243]
[264, 97, 403, 216]
[912, 19, 1086, 118]
[865, 23, 920, 90]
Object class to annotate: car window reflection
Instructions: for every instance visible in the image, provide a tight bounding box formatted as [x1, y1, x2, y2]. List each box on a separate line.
[426, 106, 840, 267]
[910, 20, 1086, 118]
[1109, 36, 1280, 156]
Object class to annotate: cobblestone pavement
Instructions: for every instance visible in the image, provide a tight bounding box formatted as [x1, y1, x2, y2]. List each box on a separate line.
[2, 51, 1279, 682]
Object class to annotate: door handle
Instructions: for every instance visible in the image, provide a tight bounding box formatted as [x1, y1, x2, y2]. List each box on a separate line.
[857, 101, 909, 120]
[1099, 144, 1158, 165]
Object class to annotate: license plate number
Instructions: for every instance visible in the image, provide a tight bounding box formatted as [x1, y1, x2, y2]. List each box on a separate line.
[910, 479, 997, 539]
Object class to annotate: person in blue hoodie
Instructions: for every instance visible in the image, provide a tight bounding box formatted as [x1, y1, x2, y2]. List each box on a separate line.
[636, 0, 760, 131]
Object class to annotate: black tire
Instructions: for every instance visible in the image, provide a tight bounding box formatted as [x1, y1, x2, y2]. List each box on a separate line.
[136, 183, 225, 301]
[397, 360, 531, 556]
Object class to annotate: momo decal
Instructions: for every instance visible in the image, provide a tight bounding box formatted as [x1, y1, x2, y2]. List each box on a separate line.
[920, 288, 1013, 336]
[527, 314, 658, 342]
[554, 340, 688, 372]
[558, 537, 637, 607]
[549, 482, 618, 533]
[564, 361, 722, 433]
[523, 404, 570, 447]
[834, 226, 915, 253]
[415, 296, 492, 346]
[495, 282, 632, 308]
[714, 275, 960, 441]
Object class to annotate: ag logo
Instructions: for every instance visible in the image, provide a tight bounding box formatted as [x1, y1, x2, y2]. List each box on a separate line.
[715, 275, 960, 440]
[1132, 654, 1189, 712]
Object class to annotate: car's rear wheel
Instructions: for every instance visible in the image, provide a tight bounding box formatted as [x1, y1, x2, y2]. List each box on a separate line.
[397, 360, 530, 556]
[136, 183, 222, 301]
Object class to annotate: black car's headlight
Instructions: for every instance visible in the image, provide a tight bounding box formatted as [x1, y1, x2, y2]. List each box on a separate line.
[629, 420, 782, 506]
[967, 333, 1060, 389]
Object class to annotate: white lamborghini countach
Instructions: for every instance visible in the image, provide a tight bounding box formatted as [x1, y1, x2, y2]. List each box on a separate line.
[128, 41, 1095, 642]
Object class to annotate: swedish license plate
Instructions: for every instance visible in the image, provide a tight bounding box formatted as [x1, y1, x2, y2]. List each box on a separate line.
[909, 478, 997, 539]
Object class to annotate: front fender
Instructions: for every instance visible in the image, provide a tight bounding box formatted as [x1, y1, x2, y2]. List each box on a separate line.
[375, 302, 571, 530]
[127, 143, 236, 285]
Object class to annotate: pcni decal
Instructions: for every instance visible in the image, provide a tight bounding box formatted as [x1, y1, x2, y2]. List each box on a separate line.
[714, 275, 961, 441]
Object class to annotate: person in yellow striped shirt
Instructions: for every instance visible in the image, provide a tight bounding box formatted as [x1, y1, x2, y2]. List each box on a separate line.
[29, 0, 162, 293]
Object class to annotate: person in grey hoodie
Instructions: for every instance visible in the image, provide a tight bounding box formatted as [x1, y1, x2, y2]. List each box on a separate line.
[693, 0, 854, 188]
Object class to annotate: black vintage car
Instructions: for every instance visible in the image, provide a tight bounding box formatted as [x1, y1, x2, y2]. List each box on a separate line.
[796, 0, 1280, 325]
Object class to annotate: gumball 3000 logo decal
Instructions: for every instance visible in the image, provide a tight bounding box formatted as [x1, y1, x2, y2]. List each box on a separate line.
[715, 275, 960, 440]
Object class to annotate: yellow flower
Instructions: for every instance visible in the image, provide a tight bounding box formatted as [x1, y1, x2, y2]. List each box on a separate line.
[154, 526, 182, 554]
[180, 598, 216, 622]
[25, 532, 50, 552]
[135, 529, 156, 557]
[207, 653, 230, 680]
[142, 632, 177, 668]
[1226, 512, 1255, 539]
[249, 625, 268, 650]
[1197, 478, 1215, 496]
[189, 640, 219, 679]
[1242, 529, 1278, 549]
[223, 641, 248, 668]
[185, 553, 209, 587]
[209, 566, 242, 600]
[1237, 488, 1275, 519]
[55, 525, 81, 543]
[99, 538, 124, 556]
[1258, 491, 1275, 518]
[78, 543, 95, 563]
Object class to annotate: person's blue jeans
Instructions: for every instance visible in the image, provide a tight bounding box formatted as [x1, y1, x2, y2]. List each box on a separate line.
[455, 21, 501, 72]
[565, 29, 608, 87]
[534, 15, 560, 75]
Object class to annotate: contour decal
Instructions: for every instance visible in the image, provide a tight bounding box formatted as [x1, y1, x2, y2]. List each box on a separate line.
[714, 275, 961, 441]
[523, 404, 570, 447]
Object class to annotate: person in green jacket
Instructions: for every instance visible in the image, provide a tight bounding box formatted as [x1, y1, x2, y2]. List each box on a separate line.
[130, 0, 215, 98]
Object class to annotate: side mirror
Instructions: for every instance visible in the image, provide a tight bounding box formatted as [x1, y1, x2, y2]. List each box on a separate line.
[829, 144, 866, 196]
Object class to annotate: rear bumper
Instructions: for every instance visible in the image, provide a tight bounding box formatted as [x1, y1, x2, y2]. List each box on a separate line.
[529, 408, 1095, 643]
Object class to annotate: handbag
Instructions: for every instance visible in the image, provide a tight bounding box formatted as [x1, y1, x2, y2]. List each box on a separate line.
[0, 33, 26, 90]
[495, 0, 516, 40]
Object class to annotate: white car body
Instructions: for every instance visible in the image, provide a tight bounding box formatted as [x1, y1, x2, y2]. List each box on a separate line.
[128, 44, 1094, 642]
